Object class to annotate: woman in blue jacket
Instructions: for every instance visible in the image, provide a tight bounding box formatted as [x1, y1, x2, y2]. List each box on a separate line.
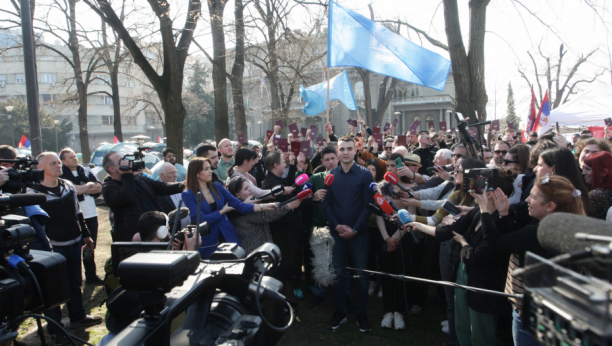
[182, 158, 277, 258]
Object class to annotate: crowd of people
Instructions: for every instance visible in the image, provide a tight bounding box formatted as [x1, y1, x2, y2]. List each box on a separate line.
[2, 119, 612, 346]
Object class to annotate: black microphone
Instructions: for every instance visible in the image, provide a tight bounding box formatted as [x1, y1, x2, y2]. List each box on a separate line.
[0, 194, 47, 207]
[379, 182, 402, 199]
[168, 207, 189, 227]
[195, 192, 203, 251]
[467, 120, 492, 127]
[252, 185, 284, 200]
[537, 213, 612, 256]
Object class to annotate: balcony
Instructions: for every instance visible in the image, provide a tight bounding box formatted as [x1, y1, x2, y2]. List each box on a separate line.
[391, 95, 455, 106]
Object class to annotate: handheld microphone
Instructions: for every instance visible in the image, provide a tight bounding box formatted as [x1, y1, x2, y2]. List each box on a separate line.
[252, 185, 284, 200]
[383, 172, 414, 197]
[388, 200, 399, 212]
[277, 188, 313, 207]
[367, 203, 403, 228]
[374, 193, 394, 215]
[292, 174, 309, 187]
[0, 194, 46, 207]
[323, 174, 334, 190]
[379, 181, 402, 199]
[303, 182, 313, 191]
[397, 209, 420, 244]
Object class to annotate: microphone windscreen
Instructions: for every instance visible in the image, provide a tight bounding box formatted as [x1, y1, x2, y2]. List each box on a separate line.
[379, 182, 397, 197]
[384, 172, 398, 185]
[374, 193, 393, 215]
[537, 213, 612, 256]
[398, 209, 412, 224]
[297, 189, 313, 200]
[324, 174, 334, 186]
[4, 193, 47, 207]
[295, 174, 309, 185]
[168, 207, 189, 226]
[303, 182, 313, 191]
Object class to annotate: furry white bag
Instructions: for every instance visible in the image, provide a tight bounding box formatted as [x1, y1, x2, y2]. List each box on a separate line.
[309, 226, 335, 286]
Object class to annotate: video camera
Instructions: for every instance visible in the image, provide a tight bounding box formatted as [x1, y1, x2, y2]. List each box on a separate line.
[463, 168, 498, 194]
[0, 156, 44, 193]
[0, 195, 71, 346]
[119, 146, 150, 172]
[106, 242, 290, 346]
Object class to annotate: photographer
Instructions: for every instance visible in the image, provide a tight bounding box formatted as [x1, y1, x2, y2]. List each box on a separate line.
[27, 152, 102, 336]
[60, 148, 104, 285]
[0, 145, 23, 194]
[101, 151, 185, 242]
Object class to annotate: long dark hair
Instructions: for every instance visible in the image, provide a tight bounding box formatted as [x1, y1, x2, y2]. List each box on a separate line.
[508, 144, 531, 174]
[227, 176, 247, 200]
[185, 158, 220, 199]
[540, 147, 592, 212]
[366, 158, 384, 182]
[227, 148, 257, 177]
[453, 158, 486, 206]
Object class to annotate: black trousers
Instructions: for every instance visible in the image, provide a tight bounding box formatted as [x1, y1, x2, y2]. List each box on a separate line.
[379, 237, 410, 313]
[83, 216, 99, 279]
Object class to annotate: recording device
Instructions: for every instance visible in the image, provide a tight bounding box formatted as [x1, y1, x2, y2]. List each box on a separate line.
[0, 156, 44, 193]
[379, 181, 402, 199]
[383, 172, 415, 197]
[537, 213, 612, 256]
[253, 185, 284, 200]
[119, 146, 150, 172]
[441, 201, 461, 216]
[292, 174, 309, 188]
[323, 174, 334, 189]
[277, 189, 313, 207]
[397, 209, 420, 244]
[107, 243, 291, 346]
[463, 168, 498, 194]
[303, 182, 313, 191]
[0, 194, 47, 208]
[0, 196, 71, 346]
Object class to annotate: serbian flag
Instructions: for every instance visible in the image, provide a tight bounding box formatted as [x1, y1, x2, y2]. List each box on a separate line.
[158, 136, 162, 143]
[524, 86, 537, 141]
[533, 90, 550, 135]
[113, 136, 120, 144]
[18, 135, 31, 149]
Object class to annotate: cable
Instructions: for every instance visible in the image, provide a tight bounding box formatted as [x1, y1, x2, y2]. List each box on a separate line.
[8, 314, 78, 346]
[398, 228, 416, 344]
[26, 268, 45, 313]
[254, 265, 294, 332]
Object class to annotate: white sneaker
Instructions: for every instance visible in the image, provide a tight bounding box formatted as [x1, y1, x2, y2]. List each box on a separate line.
[368, 281, 377, 296]
[410, 305, 423, 315]
[378, 290, 383, 298]
[441, 325, 449, 334]
[394, 312, 405, 330]
[381, 312, 394, 329]
[441, 320, 449, 327]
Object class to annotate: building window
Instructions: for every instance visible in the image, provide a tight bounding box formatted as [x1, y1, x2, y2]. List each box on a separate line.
[102, 115, 113, 125]
[124, 115, 137, 125]
[354, 81, 364, 100]
[40, 73, 56, 83]
[425, 115, 434, 130]
[42, 94, 55, 104]
[101, 96, 113, 105]
[126, 80, 134, 88]
[15, 74, 24, 83]
[0, 75, 6, 88]
[145, 111, 161, 124]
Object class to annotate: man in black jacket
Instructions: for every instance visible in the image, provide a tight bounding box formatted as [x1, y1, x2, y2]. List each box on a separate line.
[102, 151, 184, 242]
[27, 152, 101, 334]
[412, 131, 438, 175]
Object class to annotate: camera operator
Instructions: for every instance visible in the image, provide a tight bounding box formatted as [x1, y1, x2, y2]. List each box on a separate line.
[27, 152, 102, 337]
[59, 148, 104, 285]
[0, 144, 23, 194]
[102, 151, 185, 242]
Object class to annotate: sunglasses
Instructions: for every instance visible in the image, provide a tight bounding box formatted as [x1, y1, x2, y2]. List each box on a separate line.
[503, 159, 519, 165]
[385, 147, 393, 150]
[453, 154, 464, 158]
[494, 150, 508, 155]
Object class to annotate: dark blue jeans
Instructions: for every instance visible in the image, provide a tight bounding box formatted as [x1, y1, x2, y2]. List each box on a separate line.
[331, 230, 369, 315]
[83, 217, 98, 279]
[46, 241, 86, 334]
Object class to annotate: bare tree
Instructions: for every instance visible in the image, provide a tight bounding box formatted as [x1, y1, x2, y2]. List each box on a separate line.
[82, 0, 202, 163]
[518, 44, 603, 109]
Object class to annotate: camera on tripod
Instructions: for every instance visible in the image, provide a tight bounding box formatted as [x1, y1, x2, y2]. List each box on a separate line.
[119, 146, 150, 172]
[0, 156, 44, 193]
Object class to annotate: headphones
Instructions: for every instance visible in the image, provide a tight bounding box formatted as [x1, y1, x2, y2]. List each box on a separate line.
[156, 213, 169, 240]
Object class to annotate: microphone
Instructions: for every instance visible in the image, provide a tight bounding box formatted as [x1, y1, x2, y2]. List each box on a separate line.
[252, 185, 284, 200]
[374, 193, 394, 215]
[467, 120, 492, 127]
[323, 174, 334, 190]
[168, 207, 189, 227]
[292, 174, 309, 187]
[277, 188, 313, 207]
[397, 209, 420, 244]
[379, 181, 402, 199]
[0, 194, 47, 207]
[537, 213, 612, 256]
[367, 203, 403, 228]
[196, 192, 203, 251]
[303, 182, 313, 191]
[388, 200, 399, 212]
[383, 172, 415, 197]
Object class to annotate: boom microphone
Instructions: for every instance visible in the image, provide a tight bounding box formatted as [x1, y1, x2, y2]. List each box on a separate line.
[0, 193, 46, 207]
[252, 185, 284, 200]
[537, 212, 612, 256]
[277, 189, 313, 207]
[397, 209, 420, 244]
[292, 174, 309, 188]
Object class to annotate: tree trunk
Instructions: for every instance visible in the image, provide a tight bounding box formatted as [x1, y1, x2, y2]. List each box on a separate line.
[208, 0, 230, 142]
[69, 0, 90, 162]
[230, 0, 248, 141]
[110, 65, 123, 142]
[356, 68, 373, 125]
[467, 0, 489, 122]
[375, 76, 399, 124]
[161, 93, 185, 161]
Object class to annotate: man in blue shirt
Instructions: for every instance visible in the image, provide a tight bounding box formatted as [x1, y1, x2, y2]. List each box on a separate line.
[322, 136, 374, 332]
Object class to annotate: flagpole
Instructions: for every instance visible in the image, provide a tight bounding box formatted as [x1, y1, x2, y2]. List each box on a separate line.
[325, 67, 330, 142]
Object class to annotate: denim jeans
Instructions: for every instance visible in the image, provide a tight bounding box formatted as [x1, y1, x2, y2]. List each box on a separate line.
[46, 240, 86, 334]
[83, 217, 98, 279]
[512, 308, 540, 346]
[331, 230, 369, 315]
[440, 240, 458, 345]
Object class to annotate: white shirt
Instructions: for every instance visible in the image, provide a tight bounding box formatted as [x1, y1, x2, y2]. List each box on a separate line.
[170, 193, 191, 229]
[72, 170, 98, 219]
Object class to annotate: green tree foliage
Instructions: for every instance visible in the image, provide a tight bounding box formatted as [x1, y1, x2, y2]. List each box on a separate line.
[506, 82, 519, 127]
[0, 99, 72, 152]
[183, 60, 215, 148]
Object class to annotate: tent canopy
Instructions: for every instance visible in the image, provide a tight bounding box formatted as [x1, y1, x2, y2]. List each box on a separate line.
[539, 85, 612, 133]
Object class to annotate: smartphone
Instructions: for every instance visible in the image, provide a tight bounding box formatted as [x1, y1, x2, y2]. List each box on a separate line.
[556, 122, 560, 134]
[394, 157, 404, 168]
[442, 201, 461, 216]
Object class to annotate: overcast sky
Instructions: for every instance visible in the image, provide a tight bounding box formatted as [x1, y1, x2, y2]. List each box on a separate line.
[4, 0, 611, 125]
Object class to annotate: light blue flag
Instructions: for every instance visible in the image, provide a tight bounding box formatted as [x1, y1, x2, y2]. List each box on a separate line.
[328, 1, 451, 91]
[299, 70, 357, 116]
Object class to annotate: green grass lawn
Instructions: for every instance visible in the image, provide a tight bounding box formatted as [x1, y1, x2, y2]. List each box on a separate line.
[16, 206, 454, 346]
